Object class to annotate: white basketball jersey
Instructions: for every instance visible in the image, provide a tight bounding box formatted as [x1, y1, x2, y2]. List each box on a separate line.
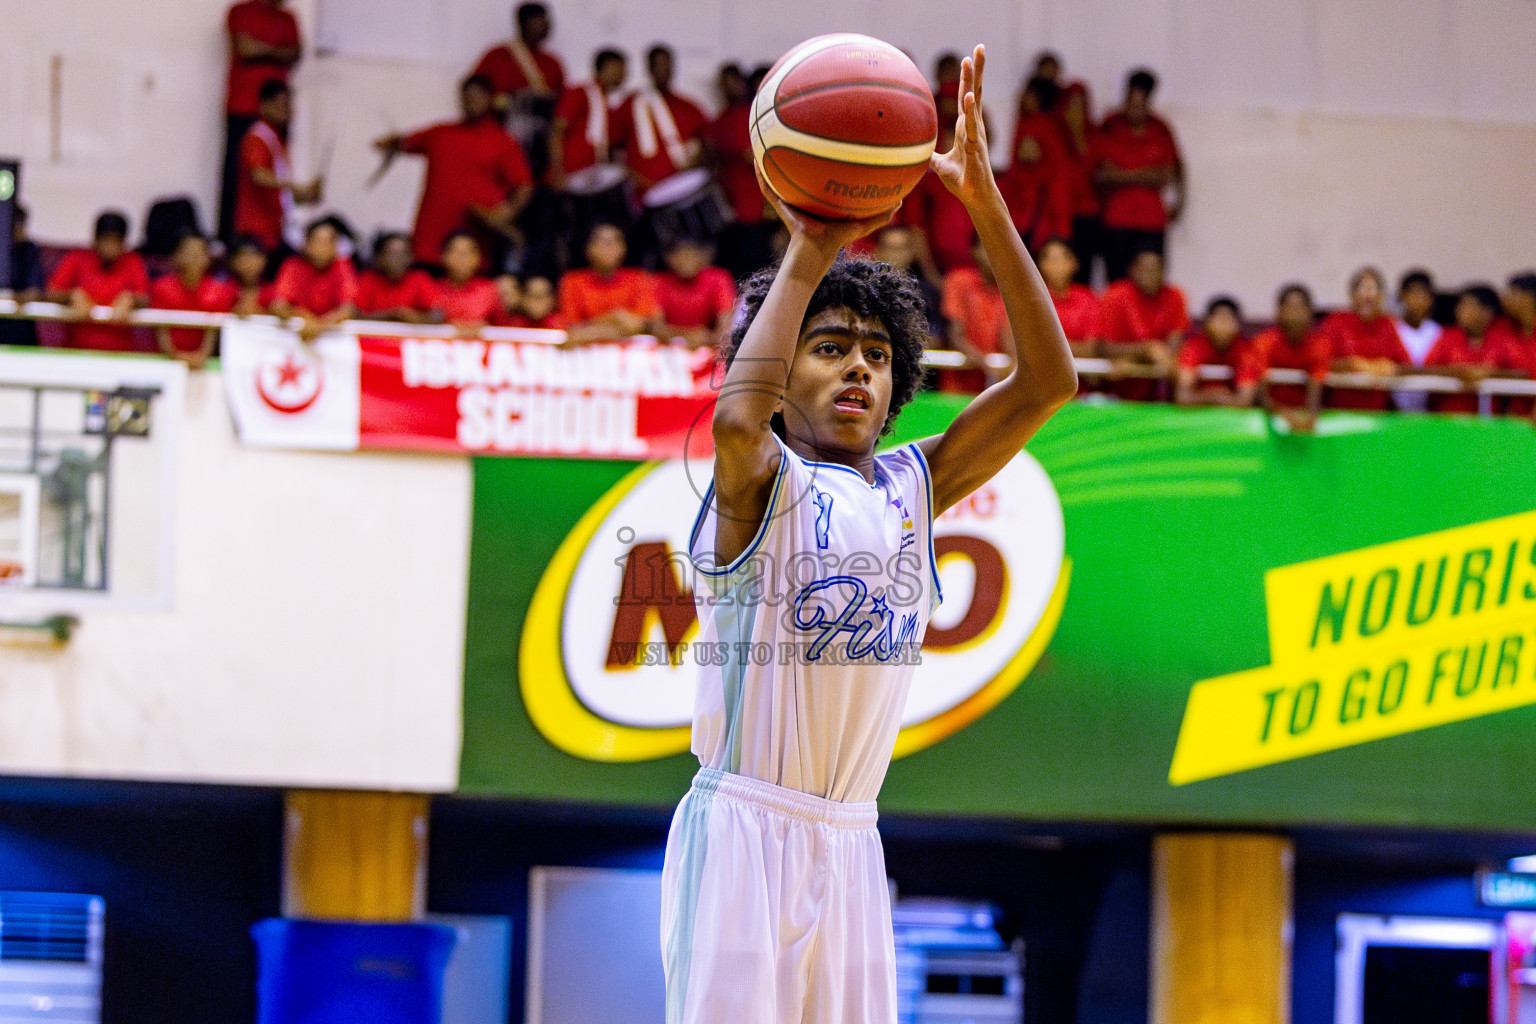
[687, 437, 941, 803]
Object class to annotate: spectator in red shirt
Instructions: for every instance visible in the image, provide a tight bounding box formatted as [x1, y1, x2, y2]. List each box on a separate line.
[616, 45, 708, 194]
[707, 62, 776, 279]
[1494, 273, 1536, 371]
[502, 275, 566, 330]
[1176, 296, 1258, 407]
[933, 53, 963, 126]
[491, 274, 523, 326]
[547, 49, 629, 277]
[220, 0, 301, 242]
[1323, 267, 1410, 410]
[149, 232, 237, 368]
[1425, 284, 1525, 414]
[272, 217, 357, 340]
[1031, 53, 1100, 284]
[654, 237, 736, 349]
[471, 2, 565, 171]
[235, 81, 321, 252]
[1251, 283, 1330, 428]
[1097, 248, 1187, 398]
[435, 233, 503, 334]
[228, 235, 276, 317]
[473, 3, 565, 107]
[940, 235, 1011, 393]
[1493, 273, 1536, 416]
[1092, 68, 1184, 282]
[1032, 51, 1094, 129]
[549, 49, 628, 188]
[559, 223, 659, 343]
[1001, 77, 1072, 251]
[376, 76, 536, 269]
[45, 211, 149, 352]
[355, 232, 440, 324]
[1035, 238, 1099, 353]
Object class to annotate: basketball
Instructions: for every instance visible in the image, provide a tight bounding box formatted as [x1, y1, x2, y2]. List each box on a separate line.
[751, 34, 939, 220]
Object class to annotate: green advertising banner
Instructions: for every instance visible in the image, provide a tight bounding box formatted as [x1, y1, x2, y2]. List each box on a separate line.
[462, 397, 1536, 831]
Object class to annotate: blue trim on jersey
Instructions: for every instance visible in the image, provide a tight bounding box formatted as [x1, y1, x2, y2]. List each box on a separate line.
[686, 482, 720, 574]
[688, 450, 790, 579]
[909, 443, 944, 608]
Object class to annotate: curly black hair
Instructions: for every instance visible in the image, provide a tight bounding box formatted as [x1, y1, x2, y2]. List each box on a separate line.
[724, 253, 929, 437]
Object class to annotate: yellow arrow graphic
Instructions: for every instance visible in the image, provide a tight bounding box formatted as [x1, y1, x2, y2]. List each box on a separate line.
[1170, 510, 1536, 785]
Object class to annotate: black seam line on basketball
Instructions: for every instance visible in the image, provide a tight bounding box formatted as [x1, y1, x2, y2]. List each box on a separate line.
[754, 83, 934, 132]
[764, 148, 836, 210]
[755, 102, 936, 144]
[750, 114, 767, 169]
[771, 79, 933, 108]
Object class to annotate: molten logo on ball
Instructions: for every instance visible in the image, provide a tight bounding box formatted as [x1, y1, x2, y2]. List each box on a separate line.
[824, 180, 904, 200]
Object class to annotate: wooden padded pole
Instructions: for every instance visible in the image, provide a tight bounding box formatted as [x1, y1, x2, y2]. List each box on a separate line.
[282, 790, 428, 921]
[1151, 832, 1293, 1024]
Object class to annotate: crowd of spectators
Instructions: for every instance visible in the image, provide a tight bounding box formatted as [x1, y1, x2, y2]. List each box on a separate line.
[936, 231, 1536, 422]
[2, 0, 1534, 421]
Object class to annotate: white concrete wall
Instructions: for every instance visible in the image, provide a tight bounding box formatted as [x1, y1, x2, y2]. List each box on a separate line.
[4, 0, 1536, 311]
[0, 365, 470, 790]
[2, 0, 293, 242]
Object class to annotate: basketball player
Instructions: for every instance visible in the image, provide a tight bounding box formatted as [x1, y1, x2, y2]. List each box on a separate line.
[661, 46, 1076, 1024]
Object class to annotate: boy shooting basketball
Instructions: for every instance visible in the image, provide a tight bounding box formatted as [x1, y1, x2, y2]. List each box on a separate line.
[662, 46, 1076, 1023]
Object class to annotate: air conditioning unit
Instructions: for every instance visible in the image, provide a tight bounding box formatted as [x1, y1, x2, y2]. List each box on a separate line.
[0, 892, 104, 1024]
[893, 898, 1023, 1024]
[915, 948, 1024, 1024]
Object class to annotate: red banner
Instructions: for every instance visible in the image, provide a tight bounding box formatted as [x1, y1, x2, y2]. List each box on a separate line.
[358, 336, 720, 459]
[224, 320, 720, 460]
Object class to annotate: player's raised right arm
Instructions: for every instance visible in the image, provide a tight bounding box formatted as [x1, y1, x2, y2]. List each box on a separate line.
[710, 181, 893, 563]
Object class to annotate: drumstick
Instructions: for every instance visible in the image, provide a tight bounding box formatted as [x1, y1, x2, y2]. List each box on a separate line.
[366, 107, 401, 190]
[366, 150, 397, 190]
[318, 135, 337, 178]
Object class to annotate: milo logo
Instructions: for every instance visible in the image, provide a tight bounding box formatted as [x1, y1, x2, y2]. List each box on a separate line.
[517, 452, 1071, 762]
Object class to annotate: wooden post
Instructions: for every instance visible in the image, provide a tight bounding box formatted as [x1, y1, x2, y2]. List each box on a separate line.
[282, 790, 429, 921]
[1151, 832, 1293, 1024]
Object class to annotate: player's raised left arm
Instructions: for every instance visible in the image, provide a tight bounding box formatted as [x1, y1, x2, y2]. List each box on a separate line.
[917, 46, 1077, 515]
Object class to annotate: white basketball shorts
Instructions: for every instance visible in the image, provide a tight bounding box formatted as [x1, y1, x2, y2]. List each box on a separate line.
[660, 768, 896, 1024]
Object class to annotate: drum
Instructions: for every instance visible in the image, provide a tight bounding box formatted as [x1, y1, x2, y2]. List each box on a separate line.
[641, 169, 734, 251]
[564, 163, 633, 236]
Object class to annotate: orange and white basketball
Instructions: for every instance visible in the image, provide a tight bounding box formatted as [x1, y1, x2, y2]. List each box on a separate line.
[751, 34, 939, 220]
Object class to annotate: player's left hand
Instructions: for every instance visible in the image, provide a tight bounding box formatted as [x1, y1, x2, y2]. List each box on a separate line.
[931, 45, 996, 207]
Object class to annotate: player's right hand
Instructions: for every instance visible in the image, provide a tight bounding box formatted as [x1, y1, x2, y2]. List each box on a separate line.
[755, 166, 897, 257]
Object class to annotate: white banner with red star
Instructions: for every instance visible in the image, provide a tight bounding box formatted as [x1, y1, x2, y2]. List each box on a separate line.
[221, 320, 719, 459]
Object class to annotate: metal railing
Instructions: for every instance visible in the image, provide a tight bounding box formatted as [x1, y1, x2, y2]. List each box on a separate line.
[4, 296, 1535, 404]
[0, 297, 562, 344]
